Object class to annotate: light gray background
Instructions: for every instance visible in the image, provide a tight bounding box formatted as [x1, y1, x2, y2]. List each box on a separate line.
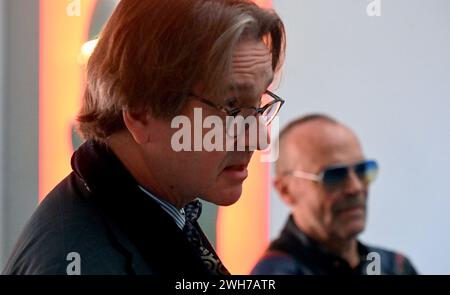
[271, 0, 450, 274]
[0, 0, 39, 269]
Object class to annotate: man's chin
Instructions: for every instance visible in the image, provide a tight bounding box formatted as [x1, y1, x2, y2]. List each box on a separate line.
[201, 185, 243, 206]
[217, 186, 243, 206]
[342, 222, 366, 239]
[333, 216, 366, 240]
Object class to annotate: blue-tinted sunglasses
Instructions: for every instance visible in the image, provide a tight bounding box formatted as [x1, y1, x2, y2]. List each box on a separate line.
[287, 160, 379, 190]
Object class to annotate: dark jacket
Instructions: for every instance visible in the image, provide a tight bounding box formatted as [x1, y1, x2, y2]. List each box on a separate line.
[251, 216, 418, 275]
[2, 140, 214, 275]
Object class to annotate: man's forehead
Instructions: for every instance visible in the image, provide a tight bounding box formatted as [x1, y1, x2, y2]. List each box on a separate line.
[286, 122, 364, 168]
[227, 40, 273, 94]
[227, 74, 274, 93]
[232, 38, 271, 58]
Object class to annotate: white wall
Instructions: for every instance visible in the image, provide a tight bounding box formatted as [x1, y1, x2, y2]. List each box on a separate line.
[271, 0, 450, 274]
[0, 0, 39, 270]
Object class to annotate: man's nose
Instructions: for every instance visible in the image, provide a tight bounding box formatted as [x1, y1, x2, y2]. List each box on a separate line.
[344, 169, 365, 194]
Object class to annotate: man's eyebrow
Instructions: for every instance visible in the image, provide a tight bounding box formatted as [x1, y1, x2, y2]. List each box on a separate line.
[227, 82, 252, 93]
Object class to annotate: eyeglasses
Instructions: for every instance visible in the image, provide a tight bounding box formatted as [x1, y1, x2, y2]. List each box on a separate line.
[285, 160, 379, 191]
[190, 90, 284, 125]
[190, 90, 284, 138]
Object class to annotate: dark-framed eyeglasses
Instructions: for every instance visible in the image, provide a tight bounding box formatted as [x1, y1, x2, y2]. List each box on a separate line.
[190, 90, 285, 126]
[285, 160, 379, 190]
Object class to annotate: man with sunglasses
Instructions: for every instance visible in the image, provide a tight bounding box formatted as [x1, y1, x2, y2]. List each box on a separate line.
[252, 114, 417, 275]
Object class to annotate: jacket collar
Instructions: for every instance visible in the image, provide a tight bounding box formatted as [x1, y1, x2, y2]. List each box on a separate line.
[274, 215, 370, 274]
[71, 140, 211, 275]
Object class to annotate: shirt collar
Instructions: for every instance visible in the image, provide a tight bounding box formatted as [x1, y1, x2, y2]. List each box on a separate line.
[138, 185, 186, 230]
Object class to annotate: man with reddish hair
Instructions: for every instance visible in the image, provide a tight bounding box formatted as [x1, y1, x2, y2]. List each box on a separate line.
[3, 0, 285, 275]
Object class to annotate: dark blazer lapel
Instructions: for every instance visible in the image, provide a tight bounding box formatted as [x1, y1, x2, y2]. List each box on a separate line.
[71, 140, 211, 275]
[99, 184, 211, 275]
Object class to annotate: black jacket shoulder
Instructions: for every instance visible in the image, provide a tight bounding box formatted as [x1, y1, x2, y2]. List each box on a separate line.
[2, 172, 146, 275]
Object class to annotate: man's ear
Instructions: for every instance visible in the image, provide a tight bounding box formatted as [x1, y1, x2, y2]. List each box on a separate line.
[123, 110, 151, 144]
[274, 176, 298, 206]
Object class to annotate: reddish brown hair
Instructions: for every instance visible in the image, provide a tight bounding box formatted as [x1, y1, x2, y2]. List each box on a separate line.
[77, 0, 285, 141]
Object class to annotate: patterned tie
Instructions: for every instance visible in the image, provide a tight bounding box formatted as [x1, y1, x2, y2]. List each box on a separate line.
[183, 200, 230, 275]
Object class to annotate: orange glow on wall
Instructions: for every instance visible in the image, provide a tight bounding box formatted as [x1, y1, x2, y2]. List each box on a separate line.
[216, 0, 273, 275]
[217, 153, 270, 275]
[39, 0, 97, 201]
[253, 0, 273, 9]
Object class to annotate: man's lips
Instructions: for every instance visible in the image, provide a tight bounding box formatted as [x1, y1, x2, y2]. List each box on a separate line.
[222, 164, 249, 182]
[336, 205, 365, 215]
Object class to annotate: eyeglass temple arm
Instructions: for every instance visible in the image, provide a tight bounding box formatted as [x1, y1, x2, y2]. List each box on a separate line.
[289, 170, 322, 182]
[265, 90, 283, 101]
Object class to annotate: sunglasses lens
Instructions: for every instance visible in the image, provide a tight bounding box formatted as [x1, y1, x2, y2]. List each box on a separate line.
[322, 160, 379, 189]
[355, 160, 379, 183]
[322, 167, 349, 189]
